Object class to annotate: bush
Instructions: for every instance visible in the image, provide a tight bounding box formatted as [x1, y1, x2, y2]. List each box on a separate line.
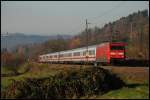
[1, 52, 27, 75]
[1, 67, 125, 99]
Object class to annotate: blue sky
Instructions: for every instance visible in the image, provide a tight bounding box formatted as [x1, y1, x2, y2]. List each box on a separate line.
[1, 1, 149, 35]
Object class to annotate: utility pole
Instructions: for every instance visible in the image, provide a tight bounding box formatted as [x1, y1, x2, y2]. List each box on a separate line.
[139, 27, 143, 59]
[110, 26, 113, 43]
[130, 23, 133, 41]
[86, 19, 88, 53]
[6, 32, 9, 52]
[85, 19, 90, 63]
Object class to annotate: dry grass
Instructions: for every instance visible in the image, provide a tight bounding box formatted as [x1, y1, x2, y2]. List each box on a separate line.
[101, 66, 149, 83]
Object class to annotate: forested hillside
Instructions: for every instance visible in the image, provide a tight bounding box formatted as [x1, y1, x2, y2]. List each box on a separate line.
[69, 9, 149, 60]
[1, 33, 72, 51]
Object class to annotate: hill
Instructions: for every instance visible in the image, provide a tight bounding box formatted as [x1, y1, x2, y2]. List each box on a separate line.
[69, 9, 149, 60]
[1, 33, 72, 51]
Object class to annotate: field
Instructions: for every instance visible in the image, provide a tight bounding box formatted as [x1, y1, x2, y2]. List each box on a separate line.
[1, 63, 149, 99]
[82, 66, 149, 99]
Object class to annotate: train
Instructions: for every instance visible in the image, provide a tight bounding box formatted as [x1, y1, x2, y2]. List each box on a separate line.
[38, 42, 126, 65]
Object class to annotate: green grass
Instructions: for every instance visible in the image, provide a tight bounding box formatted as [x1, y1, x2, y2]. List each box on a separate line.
[1, 68, 80, 91]
[1, 63, 68, 91]
[99, 84, 149, 99]
[1, 67, 15, 75]
[80, 73, 149, 99]
[80, 81, 149, 99]
[1, 77, 12, 91]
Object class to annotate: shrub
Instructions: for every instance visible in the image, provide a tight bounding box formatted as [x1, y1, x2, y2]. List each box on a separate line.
[2, 67, 125, 99]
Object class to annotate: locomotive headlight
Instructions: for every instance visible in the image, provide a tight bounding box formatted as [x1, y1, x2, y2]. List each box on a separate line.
[118, 52, 124, 55]
[110, 52, 116, 55]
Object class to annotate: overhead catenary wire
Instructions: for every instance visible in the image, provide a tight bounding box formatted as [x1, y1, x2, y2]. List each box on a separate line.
[84, 1, 126, 44]
[61, 1, 146, 36]
[58, 2, 126, 35]
[88, 1, 126, 23]
[87, 1, 148, 28]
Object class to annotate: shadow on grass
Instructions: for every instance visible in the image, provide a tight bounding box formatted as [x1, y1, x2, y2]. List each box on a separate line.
[1, 67, 30, 77]
[125, 83, 148, 88]
[113, 59, 149, 67]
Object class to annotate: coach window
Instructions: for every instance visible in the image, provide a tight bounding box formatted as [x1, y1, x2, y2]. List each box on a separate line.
[83, 51, 86, 56]
[73, 52, 75, 56]
[68, 53, 71, 57]
[60, 54, 63, 57]
[65, 53, 67, 57]
[68, 53, 70, 57]
[63, 54, 65, 57]
[54, 55, 56, 58]
[65, 53, 69, 57]
[74, 52, 80, 56]
[89, 50, 95, 55]
[92, 50, 95, 55]
[65, 53, 68, 57]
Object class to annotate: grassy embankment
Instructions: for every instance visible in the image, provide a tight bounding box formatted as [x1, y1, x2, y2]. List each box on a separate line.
[1, 63, 90, 92]
[1, 62, 149, 99]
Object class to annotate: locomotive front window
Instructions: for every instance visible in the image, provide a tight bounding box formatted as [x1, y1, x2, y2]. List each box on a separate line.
[111, 46, 124, 50]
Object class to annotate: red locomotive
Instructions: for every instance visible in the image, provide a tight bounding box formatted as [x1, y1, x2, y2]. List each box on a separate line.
[39, 42, 126, 65]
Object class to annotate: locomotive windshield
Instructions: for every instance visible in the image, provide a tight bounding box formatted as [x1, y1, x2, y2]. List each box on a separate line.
[111, 46, 124, 50]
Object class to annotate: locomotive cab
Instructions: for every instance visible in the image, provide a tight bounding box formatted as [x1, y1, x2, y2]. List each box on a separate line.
[110, 42, 126, 64]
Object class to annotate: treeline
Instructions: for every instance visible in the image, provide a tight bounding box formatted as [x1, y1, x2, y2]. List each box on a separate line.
[1, 50, 26, 74]
[2, 9, 149, 63]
